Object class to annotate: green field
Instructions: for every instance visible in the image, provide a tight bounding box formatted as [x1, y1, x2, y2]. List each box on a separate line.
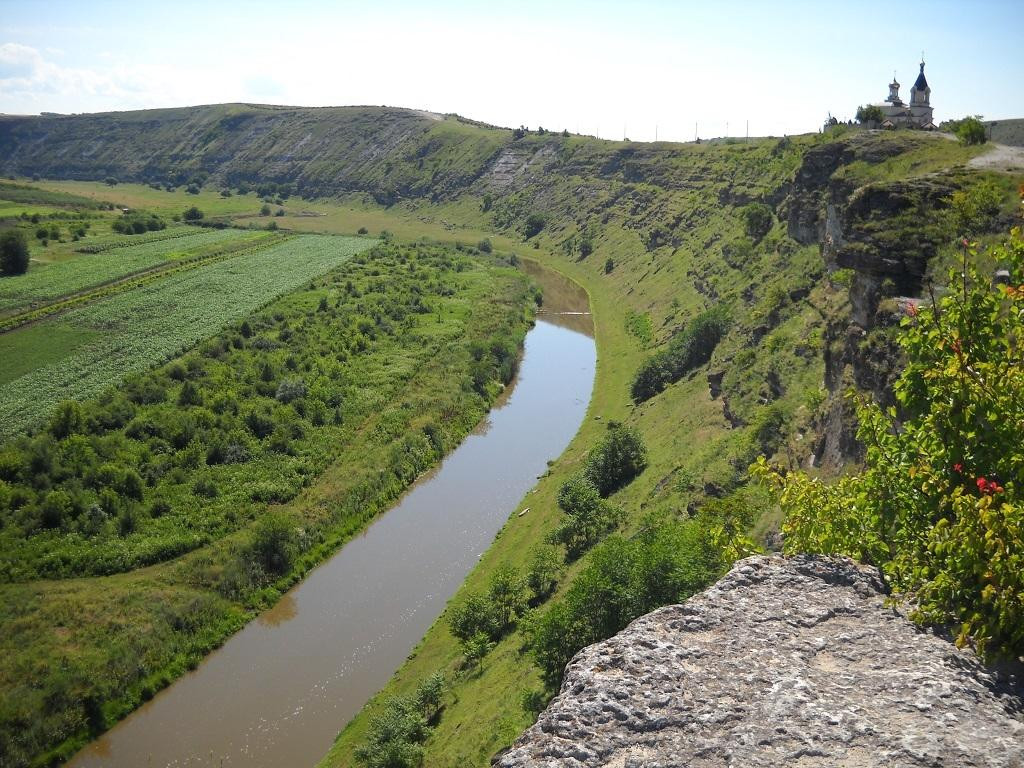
[0, 234, 372, 440]
[0, 228, 252, 315]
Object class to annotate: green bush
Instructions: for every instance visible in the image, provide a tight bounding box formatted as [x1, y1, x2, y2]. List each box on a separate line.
[524, 214, 546, 238]
[250, 511, 298, 575]
[631, 305, 729, 402]
[755, 228, 1024, 658]
[0, 229, 30, 275]
[740, 202, 773, 241]
[954, 116, 987, 146]
[527, 515, 724, 687]
[550, 475, 624, 559]
[583, 422, 647, 496]
[950, 180, 1003, 236]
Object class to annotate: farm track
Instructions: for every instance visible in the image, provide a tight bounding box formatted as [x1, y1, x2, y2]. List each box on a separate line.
[0, 232, 292, 333]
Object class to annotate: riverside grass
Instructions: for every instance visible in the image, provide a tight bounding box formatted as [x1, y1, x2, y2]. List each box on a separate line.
[0, 243, 534, 767]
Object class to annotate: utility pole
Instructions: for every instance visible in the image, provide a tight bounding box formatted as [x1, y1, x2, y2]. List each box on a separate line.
[746, 120, 749, 142]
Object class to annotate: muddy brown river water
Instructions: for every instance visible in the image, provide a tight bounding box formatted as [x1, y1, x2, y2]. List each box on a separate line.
[68, 262, 595, 768]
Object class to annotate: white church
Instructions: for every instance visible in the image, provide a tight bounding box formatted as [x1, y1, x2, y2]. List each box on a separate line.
[875, 59, 936, 129]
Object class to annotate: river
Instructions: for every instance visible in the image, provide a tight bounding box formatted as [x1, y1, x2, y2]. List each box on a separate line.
[68, 262, 595, 768]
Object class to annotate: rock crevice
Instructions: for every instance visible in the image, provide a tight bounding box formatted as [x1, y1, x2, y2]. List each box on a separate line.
[496, 555, 1024, 768]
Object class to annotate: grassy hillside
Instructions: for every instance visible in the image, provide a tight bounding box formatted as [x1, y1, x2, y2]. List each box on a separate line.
[2, 109, 1018, 768]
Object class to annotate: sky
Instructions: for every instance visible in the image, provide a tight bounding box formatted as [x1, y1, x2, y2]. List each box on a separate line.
[1, 0, 1022, 142]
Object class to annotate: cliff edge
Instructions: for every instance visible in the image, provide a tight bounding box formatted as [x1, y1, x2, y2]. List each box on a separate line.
[495, 555, 1024, 767]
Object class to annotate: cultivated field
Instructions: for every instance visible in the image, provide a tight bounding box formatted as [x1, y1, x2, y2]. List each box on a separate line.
[0, 233, 372, 439]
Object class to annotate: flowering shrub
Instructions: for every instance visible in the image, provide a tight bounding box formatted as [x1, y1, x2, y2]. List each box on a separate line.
[754, 225, 1024, 658]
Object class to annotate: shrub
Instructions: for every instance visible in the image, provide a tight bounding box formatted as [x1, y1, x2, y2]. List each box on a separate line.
[527, 516, 723, 687]
[250, 511, 298, 575]
[183, 205, 204, 221]
[579, 237, 594, 257]
[855, 104, 885, 124]
[950, 180, 1002, 236]
[741, 202, 773, 241]
[477, 238, 493, 253]
[754, 228, 1024, 659]
[524, 214, 546, 238]
[357, 226, 369, 235]
[0, 229, 30, 275]
[631, 305, 729, 402]
[583, 422, 648, 496]
[954, 116, 987, 146]
[550, 475, 624, 558]
[260, 204, 272, 216]
[604, 257, 614, 274]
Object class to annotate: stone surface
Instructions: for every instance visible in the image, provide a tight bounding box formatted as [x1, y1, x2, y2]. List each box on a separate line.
[495, 555, 1024, 768]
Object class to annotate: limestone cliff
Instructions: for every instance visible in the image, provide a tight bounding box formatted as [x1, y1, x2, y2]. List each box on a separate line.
[495, 556, 1024, 768]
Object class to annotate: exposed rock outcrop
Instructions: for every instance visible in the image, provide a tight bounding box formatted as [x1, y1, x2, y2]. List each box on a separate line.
[496, 555, 1024, 768]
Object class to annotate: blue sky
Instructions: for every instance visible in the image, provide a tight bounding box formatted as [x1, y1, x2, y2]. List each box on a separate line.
[1, 0, 1022, 140]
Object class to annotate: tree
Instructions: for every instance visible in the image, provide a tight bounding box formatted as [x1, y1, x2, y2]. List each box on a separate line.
[260, 203, 272, 216]
[447, 590, 499, 643]
[604, 257, 614, 274]
[955, 116, 987, 146]
[524, 214, 545, 238]
[0, 229, 30, 275]
[583, 422, 648, 496]
[250, 511, 298, 575]
[487, 564, 527, 632]
[551, 475, 625, 558]
[855, 104, 885, 125]
[741, 202, 773, 241]
[477, 238, 493, 253]
[461, 631, 494, 671]
[183, 205, 204, 221]
[526, 544, 562, 601]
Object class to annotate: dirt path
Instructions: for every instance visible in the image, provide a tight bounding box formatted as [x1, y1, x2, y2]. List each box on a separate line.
[968, 142, 1024, 172]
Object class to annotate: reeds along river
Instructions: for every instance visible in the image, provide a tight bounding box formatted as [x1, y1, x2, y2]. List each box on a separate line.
[68, 262, 596, 768]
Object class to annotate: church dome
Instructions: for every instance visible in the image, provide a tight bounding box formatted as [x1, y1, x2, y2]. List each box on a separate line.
[913, 61, 929, 91]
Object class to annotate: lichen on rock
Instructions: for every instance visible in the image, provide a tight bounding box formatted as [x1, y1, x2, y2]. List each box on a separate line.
[495, 555, 1024, 768]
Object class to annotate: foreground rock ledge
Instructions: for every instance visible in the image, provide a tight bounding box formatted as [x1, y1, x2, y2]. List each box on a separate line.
[495, 555, 1024, 768]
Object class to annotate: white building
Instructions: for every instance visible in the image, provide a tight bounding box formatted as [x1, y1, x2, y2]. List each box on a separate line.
[875, 60, 936, 129]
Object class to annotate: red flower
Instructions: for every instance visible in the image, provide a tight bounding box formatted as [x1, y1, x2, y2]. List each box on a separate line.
[977, 477, 988, 491]
[953, 463, 963, 473]
[906, 303, 918, 317]
[961, 238, 970, 248]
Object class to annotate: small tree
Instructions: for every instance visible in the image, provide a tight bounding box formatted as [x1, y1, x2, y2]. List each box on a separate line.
[604, 257, 614, 274]
[955, 116, 987, 146]
[477, 238, 493, 253]
[183, 205, 204, 221]
[741, 202, 773, 241]
[260, 203, 272, 216]
[524, 214, 545, 238]
[855, 104, 885, 125]
[0, 229, 30, 275]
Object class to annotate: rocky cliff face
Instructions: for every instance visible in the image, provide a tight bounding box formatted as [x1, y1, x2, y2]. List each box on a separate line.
[780, 134, 963, 471]
[496, 556, 1024, 768]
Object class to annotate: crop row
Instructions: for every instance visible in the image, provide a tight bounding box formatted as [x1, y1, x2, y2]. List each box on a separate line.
[0, 234, 375, 439]
[0, 228, 250, 315]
